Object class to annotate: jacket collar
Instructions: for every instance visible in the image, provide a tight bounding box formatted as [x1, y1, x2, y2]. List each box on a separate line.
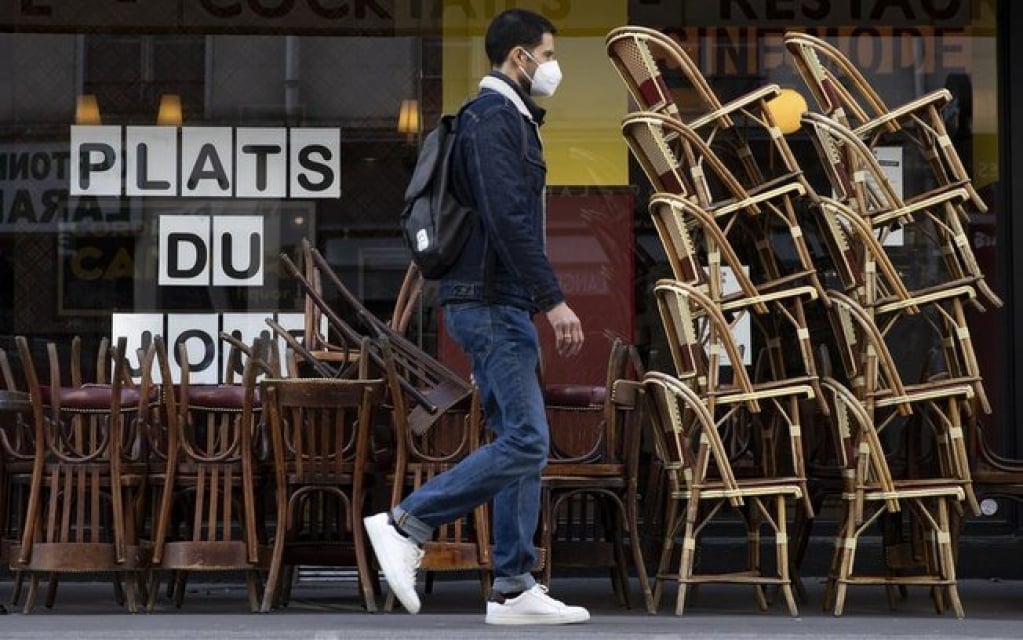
[478, 71, 546, 126]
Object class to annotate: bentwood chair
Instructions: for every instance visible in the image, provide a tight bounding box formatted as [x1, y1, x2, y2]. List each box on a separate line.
[540, 337, 654, 612]
[643, 371, 802, 616]
[0, 347, 35, 605]
[784, 31, 988, 214]
[260, 374, 385, 613]
[279, 247, 474, 437]
[375, 336, 493, 610]
[295, 238, 424, 378]
[146, 335, 271, 612]
[818, 377, 966, 617]
[12, 336, 156, 613]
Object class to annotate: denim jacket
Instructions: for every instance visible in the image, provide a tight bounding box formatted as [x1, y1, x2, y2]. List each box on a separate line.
[438, 72, 565, 314]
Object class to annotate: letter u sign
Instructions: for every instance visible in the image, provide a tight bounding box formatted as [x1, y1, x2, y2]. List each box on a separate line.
[159, 214, 264, 286]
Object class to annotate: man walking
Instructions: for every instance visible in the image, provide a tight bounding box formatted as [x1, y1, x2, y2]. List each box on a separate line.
[364, 8, 589, 626]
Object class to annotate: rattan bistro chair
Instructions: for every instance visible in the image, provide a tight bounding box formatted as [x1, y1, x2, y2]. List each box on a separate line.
[643, 371, 802, 616]
[784, 31, 988, 215]
[654, 279, 818, 508]
[648, 193, 823, 396]
[818, 377, 966, 618]
[803, 111, 1000, 308]
[824, 290, 982, 515]
[625, 113, 829, 301]
[606, 26, 805, 190]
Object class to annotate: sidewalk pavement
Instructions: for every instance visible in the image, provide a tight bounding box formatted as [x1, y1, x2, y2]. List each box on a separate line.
[0, 574, 1020, 639]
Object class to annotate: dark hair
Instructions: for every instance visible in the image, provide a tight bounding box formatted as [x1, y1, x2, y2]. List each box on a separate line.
[485, 9, 556, 67]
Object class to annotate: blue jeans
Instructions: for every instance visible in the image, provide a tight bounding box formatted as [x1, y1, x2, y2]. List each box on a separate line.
[392, 303, 548, 594]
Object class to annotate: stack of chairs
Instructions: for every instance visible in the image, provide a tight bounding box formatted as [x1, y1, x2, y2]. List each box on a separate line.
[607, 25, 830, 617]
[606, 24, 997, 618]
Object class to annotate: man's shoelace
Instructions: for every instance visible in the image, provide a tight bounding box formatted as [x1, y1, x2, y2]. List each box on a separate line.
[531, 584, 566, 607]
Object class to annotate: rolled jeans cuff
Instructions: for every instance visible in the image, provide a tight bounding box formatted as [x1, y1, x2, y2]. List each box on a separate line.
[390, 505, 432, 547]
[493, 573, 537, 595]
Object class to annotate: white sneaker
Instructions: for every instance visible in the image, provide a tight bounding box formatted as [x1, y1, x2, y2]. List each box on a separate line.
[485, 584, 590, 625]
[363, 512, 424, 614]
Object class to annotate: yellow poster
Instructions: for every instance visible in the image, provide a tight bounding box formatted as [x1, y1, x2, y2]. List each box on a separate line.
[442, 0, 628, 186]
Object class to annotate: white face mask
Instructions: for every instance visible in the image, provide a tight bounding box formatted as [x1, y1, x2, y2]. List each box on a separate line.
[519, 49, 562, 97]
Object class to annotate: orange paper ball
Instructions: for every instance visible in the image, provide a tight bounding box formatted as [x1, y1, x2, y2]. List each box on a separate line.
[765, 88, 808, 135]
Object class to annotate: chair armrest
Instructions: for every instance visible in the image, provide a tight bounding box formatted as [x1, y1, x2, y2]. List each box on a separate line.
[851, 89, 951, 138]
[689, 84, 782, 130]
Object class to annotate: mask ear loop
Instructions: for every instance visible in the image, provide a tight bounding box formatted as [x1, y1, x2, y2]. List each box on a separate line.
[515, 48, 536, 90]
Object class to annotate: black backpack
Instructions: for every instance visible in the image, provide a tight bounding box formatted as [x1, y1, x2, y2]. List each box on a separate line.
[399, 104, 475, 280]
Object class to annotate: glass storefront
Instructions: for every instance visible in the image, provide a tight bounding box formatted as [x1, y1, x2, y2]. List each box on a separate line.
[0, 1, 1007, 447]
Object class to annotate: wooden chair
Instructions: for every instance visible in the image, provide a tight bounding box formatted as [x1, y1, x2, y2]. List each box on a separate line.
[606, 26, 805, 190]
[817, 376, 966, 617]
[260, 374, 385, 613]
[146, 335, 271, 612]
[279, 247, 474, 437]
[783, 31, 988, 214]
[802, 111, 1001, 308]
[643, 371, 802, 616]
[296, 238, 424, 376]
[11, 336, 156, 613]
[653, 279, 818, 507]
[0, 348, 35, 610]
[539, 337, 654, 612]
[824, 290, 982, 515]
[374, 336, 494, 610]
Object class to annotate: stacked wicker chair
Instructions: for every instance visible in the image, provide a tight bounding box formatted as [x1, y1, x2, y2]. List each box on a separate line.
[607, 25, 997, 618]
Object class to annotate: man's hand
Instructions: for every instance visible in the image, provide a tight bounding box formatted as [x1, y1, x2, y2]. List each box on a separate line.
[546, 302, 584, 357]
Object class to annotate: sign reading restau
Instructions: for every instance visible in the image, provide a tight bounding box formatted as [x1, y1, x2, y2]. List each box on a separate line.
[70, 126, 341, 199]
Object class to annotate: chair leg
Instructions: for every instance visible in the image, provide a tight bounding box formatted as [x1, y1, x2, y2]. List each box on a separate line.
[482, 570, 492, 601]
[246, 570, 262, 613]
[260, 528, 286, 612]
[122, 572, 139, 614]
[625, 485, 655, 614]
[653, 495, 680, 611]
[832, 509, 861, 617]
[172, 570, 188, 608]
[775, 495, 798, 617]
[674, 498, 700, 616]
[745, 504, 768, 611]
[146, 571, 161, 612]
[23, 572, 40, 614]
[353, 518, 378, 613]
[44, 572, 59, 609]
[540, 487, 554, 588]
[9, 570, 24, 606]
[936, 497, 964, 619]
[280, 564, 296, 608]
